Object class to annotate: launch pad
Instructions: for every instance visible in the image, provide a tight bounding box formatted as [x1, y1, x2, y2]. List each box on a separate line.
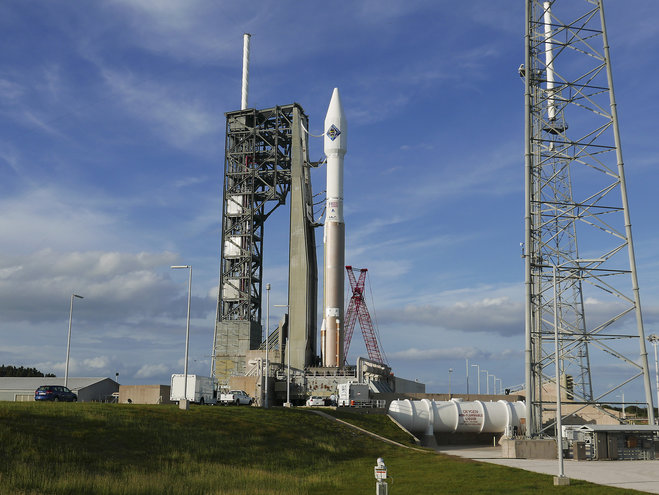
[211, 96, 421, 404]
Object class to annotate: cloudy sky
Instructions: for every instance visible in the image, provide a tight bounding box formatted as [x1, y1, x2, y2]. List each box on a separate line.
[1, 1, 658, 399]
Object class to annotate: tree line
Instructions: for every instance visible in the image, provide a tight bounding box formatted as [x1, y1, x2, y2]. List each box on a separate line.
[0, 365, 55, 377]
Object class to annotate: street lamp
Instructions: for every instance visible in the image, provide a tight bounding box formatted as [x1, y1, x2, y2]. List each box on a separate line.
[65, 294, 84, 388]
[491, 374, 497, 396]
[482, 370, 489, 394]
[448, 368, 454, 396]
[275, 304, 290, 407]
[552, 258, 603, 483]
[466, 358, 470, 395]
[471, 364, 480, 394]
[285, 337, 291, 407]
[171, 265, 192, 411]
[648, 334, 659, 424]
[265, 283, 270, 408]
[616, 393, 626, 419]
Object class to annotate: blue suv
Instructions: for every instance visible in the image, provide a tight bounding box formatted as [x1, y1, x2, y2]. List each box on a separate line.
[34, 385, 77, 402]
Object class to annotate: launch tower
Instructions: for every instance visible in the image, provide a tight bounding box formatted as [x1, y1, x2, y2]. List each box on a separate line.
[523, 0, 655, 436]
[212, 104, 318, 385]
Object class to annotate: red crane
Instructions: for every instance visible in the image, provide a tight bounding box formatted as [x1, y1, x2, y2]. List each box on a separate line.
[343, 266, 387, 365]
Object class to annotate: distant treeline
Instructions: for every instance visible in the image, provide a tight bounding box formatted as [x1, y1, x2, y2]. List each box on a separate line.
[0, 365, 55, 377]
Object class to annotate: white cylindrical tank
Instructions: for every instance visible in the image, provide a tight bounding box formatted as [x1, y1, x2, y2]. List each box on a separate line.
[388, 399, 525, 436]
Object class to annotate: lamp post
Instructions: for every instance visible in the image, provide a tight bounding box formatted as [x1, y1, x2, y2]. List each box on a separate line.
[65, 294, 84, 389]
[648, 334, 659, 424]
[171, 265, 192, 410]
[551, 259, 602, 484]
[265, 283, 270, 408]
[274, 304, 290, 407]
[615, 393, 626, 419]
[551, 263, 567, 482]
[448, 368, 454, 396]
[491, 374, 497, 396]
[471, 364, 480, 394]
[285, 337, 291, 407]
[466, 358, 470, 395]
[482, 370, 489, 394]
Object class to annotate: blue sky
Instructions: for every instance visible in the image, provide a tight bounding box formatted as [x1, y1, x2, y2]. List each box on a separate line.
[1, 1, 658, 400]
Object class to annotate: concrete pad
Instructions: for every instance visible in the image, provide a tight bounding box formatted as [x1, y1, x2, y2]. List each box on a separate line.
[438, 445, 659, 493]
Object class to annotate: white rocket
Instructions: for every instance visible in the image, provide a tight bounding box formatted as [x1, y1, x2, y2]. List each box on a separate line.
[321, 88, 347, 367]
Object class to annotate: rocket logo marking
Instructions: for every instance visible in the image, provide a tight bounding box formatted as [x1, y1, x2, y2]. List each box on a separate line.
[326, 124, 341, 141]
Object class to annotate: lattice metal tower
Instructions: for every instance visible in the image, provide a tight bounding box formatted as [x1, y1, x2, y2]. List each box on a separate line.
[343, 266, 387, 366]
[212, 104, 318, 386]
[523, 0, 655, 436]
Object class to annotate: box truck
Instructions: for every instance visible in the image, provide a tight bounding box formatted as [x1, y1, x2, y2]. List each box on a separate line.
[170, 374, 216, 405]
[337, 382, 370, 406]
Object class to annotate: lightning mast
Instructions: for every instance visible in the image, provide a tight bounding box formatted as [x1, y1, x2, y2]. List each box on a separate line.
[523, 0, 655, 436]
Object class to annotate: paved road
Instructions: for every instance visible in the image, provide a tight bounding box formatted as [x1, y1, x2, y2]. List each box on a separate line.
[437, 445, 659, 494]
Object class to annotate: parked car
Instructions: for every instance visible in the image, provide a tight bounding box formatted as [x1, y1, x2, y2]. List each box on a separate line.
[306, 396, 325, 407]
[219, 390, 253, 405]
[34, 385, 77, 402]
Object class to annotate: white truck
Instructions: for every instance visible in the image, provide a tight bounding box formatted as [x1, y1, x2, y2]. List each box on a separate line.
[337, 382, 370, 406]
[170, 374, 217, 405]
[219, 390, 253, 406]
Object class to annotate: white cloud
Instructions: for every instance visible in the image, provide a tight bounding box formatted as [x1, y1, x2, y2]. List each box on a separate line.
[0, 77, 24, 102]
[389, 346, 481, 361]
[0, 187, 119, 253]
[100, 68, 221, 150]
[380, 297, 525, 337]
[0, 248, 183, 323]
[135, 363, 169, 378]
[82, 356, 110, 369]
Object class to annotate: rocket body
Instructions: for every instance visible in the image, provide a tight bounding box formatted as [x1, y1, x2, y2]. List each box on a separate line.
[322, 88, 347, 367]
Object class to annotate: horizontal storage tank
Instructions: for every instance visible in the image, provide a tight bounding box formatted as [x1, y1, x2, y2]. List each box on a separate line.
[388, 398, 525, 436]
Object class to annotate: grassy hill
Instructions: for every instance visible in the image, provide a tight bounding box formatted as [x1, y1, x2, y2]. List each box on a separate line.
[0, 403, 639, 494]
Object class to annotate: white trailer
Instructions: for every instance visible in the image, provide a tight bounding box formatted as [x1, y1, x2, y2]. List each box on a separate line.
[337, 382, 370, 406]
[170, 374, 216, 405]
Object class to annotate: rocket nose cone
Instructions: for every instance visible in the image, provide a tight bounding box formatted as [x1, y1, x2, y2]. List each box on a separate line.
[324, 87, 347, 154]
[327, 88, 344, 117]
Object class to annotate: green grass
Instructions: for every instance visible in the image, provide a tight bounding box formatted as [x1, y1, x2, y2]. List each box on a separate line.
[0, 403, 645, 494]
[313, 408, 420, 446]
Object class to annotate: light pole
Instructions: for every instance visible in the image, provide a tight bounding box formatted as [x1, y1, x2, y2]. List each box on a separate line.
[265, 283, 270, 408]
[466, 358, 470, 395]
[648, 334, 659, 424]
[497, 378, 502, 395]
[491, 374, 497, 396]
[285, 337, 291, 407]
[616, 393, 626, 419]
[552, 259, 602, 483]
[171, 265, 192, 410]
[471, 364, 480, 394]
[482, 370, 489, 394]
[448, 368, 453, 396]
[65, 294, 84, 389]
[274, 304, 290, 407]
[552, 262, 566, 482]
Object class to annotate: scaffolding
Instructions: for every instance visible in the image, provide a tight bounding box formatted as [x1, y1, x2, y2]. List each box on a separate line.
[523, 0, 655, 436]
[212, 104, 317, 386]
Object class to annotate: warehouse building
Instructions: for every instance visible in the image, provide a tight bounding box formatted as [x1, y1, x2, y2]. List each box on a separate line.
[0, 377, 118, 402]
